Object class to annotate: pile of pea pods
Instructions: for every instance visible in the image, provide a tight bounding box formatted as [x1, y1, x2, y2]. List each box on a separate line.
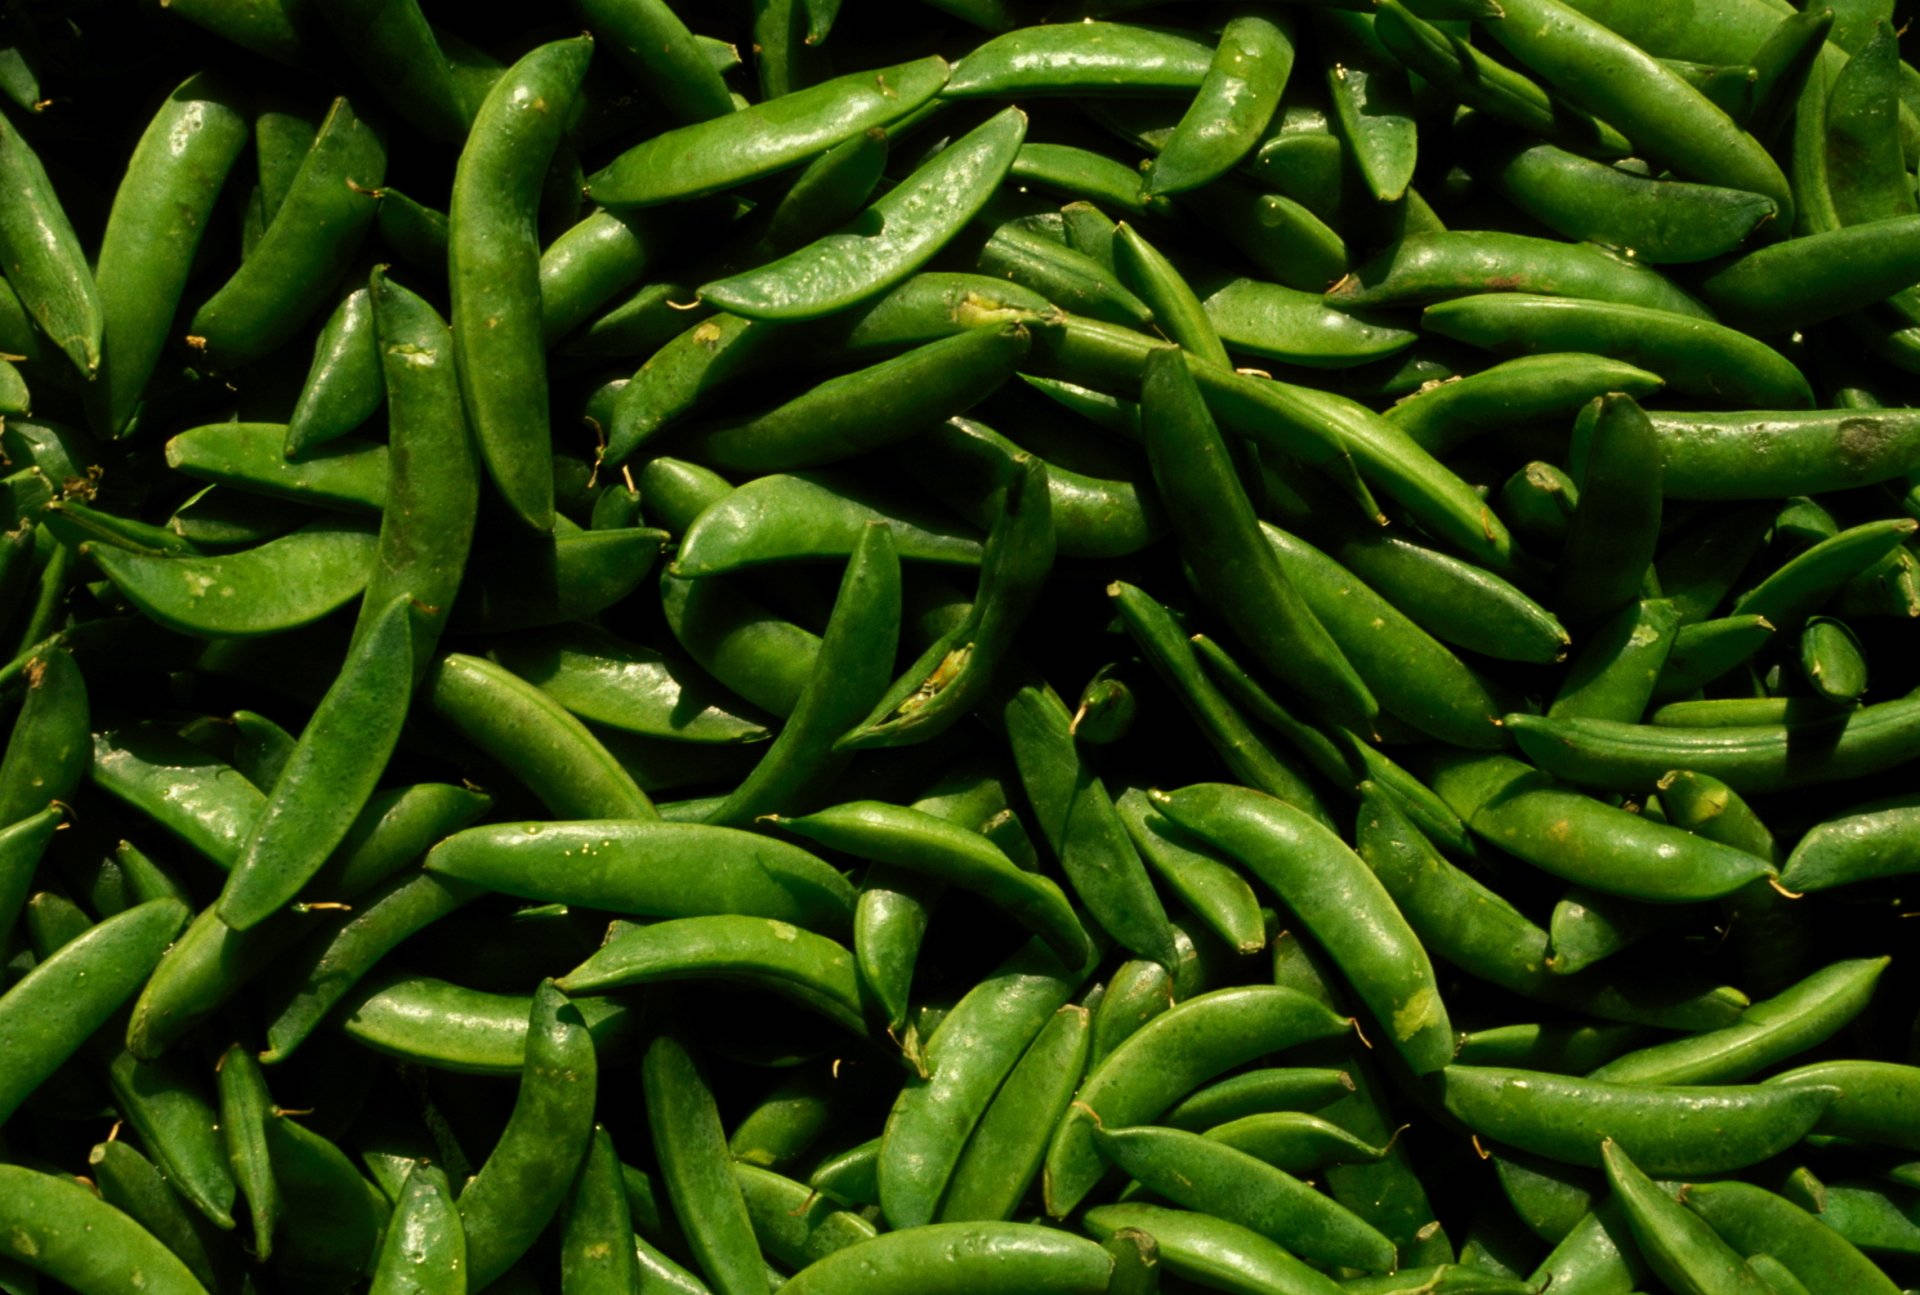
[6, 0, 1920, 1291]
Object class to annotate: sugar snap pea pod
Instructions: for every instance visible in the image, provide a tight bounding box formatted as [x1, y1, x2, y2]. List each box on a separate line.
[88, 72, 247, 434]
[0, 114, 100, 379]
[1094, 1124, 1396, 1272]
[317, 0, 464, 142]
[703, 107, 1026, 321]
[449, 982, 597, 1287]
[729, 1071, 835, 1169]
[1153, 782, 1451, 1073]
[1437, 1065, 1835, 1175]
[1090, 960, 1174, 1068]
[451, 527, 666, 633]
[1045, 985, 1352, 1216]
[1744, 7, 1834, 143]
[1164, 1069, 1354, 1130]
[1800, 615, 1868, 702]
[1011, 144, 1153, 215]
[1550, 600, 1679, 723]
[88, 1139, 223, 1292]
[0, 1165, 210, 1295]
[1527, 1199, 1648, 1295]
[1430, 752, 1772, 901]
[376, 188, 447, 274]
[264, 1115, 388, 1279]
[90, 726, 263, 867]
[759, 130, 891, 255]
[90, 520, 376, 638]
[1385, 353, 1661, 456]
[1769, 1059, 1920, 1150]
[1080, 1203, 1340, 1295]
[451, 38, 592, 533]
[1423, 295, 1813, 407]
[977, 221, 1153, 328]
[189, 97, 384, 367]
[1782, 792, 1920, 890]
[1344, 1269, 1537, 1294]
[108, 1049, 237, 1229]
[734, 1163, 875, 1270]
[574, 0, 733, 124]
[779, 1221, 1112, 1294]
[1825, 25, 1911, 227]
[369, 1161, 463, 1295]
[539, 207, 672, 345]
[1114, 792, 1264, 957]
[338, 973, 630, 1074]
[1732, 519, 1918, 624]
[165, 423, 386, 511]
[832, 271, 1054, 354]
[0, 644, 84, 824]
[1112, 223, 1229, 367]
[677, 470, 983, 575]
[1319, 11, 1418, 203]
[1332, 231, 1707, 318]
[425, 820, 853, 930]
[945, 23, 1212, 97]
[0, 805, 57, 948]
[809, 1138, 880, 1208]
[426, 653, 655, 820]
[1683, 1180, 1899, 1295]
[1651, 408, 1920, 499]
[1601, 1140, 1772, 1295]
[1189, 181, 1350, 292]
[1462, 121, 1777, 263]
[494, 626, 768, 745]
[605, 315, 782, 465]
[1556, 392, 1663, 625]
[1549, 889, 1674, 976]
[216, 1045, 278, 1259]
[1146, 14, 1291, 197]
[642, 1036, 760, 1295]
[1701, 218, 1920, 331]
[286, 286, 381, 458]
[1202, 276, 1415, 368]
[1651, 616, 1776, 699]
[0, 897, 185, 1123]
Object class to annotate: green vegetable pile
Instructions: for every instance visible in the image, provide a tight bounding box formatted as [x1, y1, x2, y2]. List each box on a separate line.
[2, 0, 1920, 1292]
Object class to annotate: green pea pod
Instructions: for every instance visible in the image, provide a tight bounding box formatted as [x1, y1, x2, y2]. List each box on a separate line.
[90, 726, 264, 867]
[1081, 1203, 1341, 1295]
[1109, 223, 1226, 365]
[1556, 392, 1663, 625]
[1436, 1065, 1835, 1175]
[108, 1049, 237, 1229]
[216, 1045, 279, 1261]
[734, 1162, 875, 1270]
[605, 314, 781, 465]
[494, 626, 770, 745]
[1684, 1180, 1900, 1295]
[0, 1166, 209, 1295]
[1782, 792, 1920, 891]
[189, 97, 385, 367]
[0, 805, 58, 951]
[0, 111, 101, 379]
[369, 1162, 463, 1295]
[451, 527, 666, 633]
[539, 206, 672, 344]
[317, 0, 464, 141]
[1825, 25, 1912, 228]
[1203, 1110, 1387, 1175]
[589, 56, 948, 205]
[1012, 145, 1153, 215]
[575, 0, 734, 124]
[166, 423, 386, 511]
[1115, 788, 1265, 956]
[425, 819, 854, 931]
[1702, 217, 1920, 331]
[89, 520, 377, 638]
[1549, 599, 1680, 723]
[451, 37, 592, 532]
[286, 285, 381, 457]
[1602, 1139, 1772, 1294]
[945, 23, 1213, 97]
[1148, 14, 1291, 196]
[89, 72, 248, 435]
[759, 129, 891, 255]
[375, 187, 449, 277]
[0, 644, 85, 823]
[1651, 615, 1777, 699]
[1089, 960, 1174, 1068]
[977, 220, 1153, 327]
[1202, 275, 1414, 368]
[88, 1139, 223, 1292]
[1385, 353, 1661, 457]
[674, 470, 983, 575]
[339, 973, 631, 1075]
[781, 1222, 1111, 1293]
[1333, 231, 1707, 317]
[1650, 407, 1920, 500]
[643, 1036, 761, 1295]
[702, 107, 1026, 320]
[1732, 518, 1918, 625]
[1320, 11, 1419, 202]
[1528, 1200, 1649, 1295]
[1800, 615, 1869, 702]
[1188, 180, 1350, 291]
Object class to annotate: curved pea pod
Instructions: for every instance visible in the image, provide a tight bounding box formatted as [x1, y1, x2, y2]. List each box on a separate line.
[702, 106, 1025, 321]
[87, 1138, 224, 1292]
[1767, 1060, 1920, 1152]
[539, 206, 674, 345]
[317, 0, 464, 142]
[1650, 407, 1920, 500]
[659, 569, 820, 719]
[1189, 181, 1350, 292]
[451, 526, 666, 633]
[494, 626, 769, 745]
[339, 973, 630, 1075]
[425, 819, 853, 931]
[215, 1045, 279, 1259]
[268, 1115, 389, 1280]
[575, 0, 733, 124]
[1167, 1068, 1353, 1131]
[780, 1221, 1112, 1294]
[90, 520, 377, 637]
[604, 314, 780, 467]
[1319, 11, 1418, 203]
[1650, 615, 1776, 699]
[1094, 1124, 1396, 1272]
[1600, 1140, 1773, 1295]
[1436, 1065, 1836, 1175]
[1549, 599, 1679, 724]
[1683, 1180, 1900, 1295]
[1081, 1203, 1341, 1295]
[369, 1161, 463, 1295]
[1732, 519, 1918, 625]
[0, 804, 58, 949]
[1202, 277, 1415, 368]
[1781, 792, 1920, 891]
[832, 270, 1055, 354]
[1701, 216, 1920, 332]
[0, 644, 85, 824]
[977, 221, 1152, 328]
[1012, 144, 1154, 215]
[1203, 1110, 1386, 1175]
[1799, 615, 1868, 703]
[89, 72, 247, 434]
[1825, 24, 1912, 228]
[945, 23, 1213, 97]
[641, 1035, 763, 1295]
[1431, 752, 1773, 901]
[1044, 984, 1352, 1216]
[756, 128, 892, 256]
[1333, 231, 1707, 318]
[676, 470, 983, 575]
[0, 113, 100, 380]
[90, 725, 264, 867]
[1423, 294, 1812, 407]
[451, 37, 592, 532]
[188, 97, 384, 367]
[1147, 14, 1292, 197]
[1110, 221, 1228, 365]
[0, 1165, 210, 1295]
[734, 1162, 875, 1270]
[286, 286, 381, 458]
[1152, 782, 1451, 1074]
[1555, 392, 1663, 625]
[1385, 353, 1662, 456]
[165, 423, 386, 512]
[1112, 795, 1263, 952]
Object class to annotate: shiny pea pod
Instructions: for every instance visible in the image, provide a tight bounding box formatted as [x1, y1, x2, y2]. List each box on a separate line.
[644, 1036, 761, 1295]
[977, 221, 1154, 328]
[1385, 352, 1663, 457]
[108, 1049, 237, 1229]
[1557, 393, 1664, 625]
[779, 1222, 1113, 1294]
[673, 470, 984, 576]
[87, 1139, 222, 1292]
[576, 0, 733, 124]
[165, 422, 386, 512]
[0, 806, 59, 955]
[1202, 1111, 1386, 1175]
[1683, 1180, 1900, 1295]
[267, 1113, 388, 1281]
[1768, 1059, 1920, 1151]
[1110, 793, 1261, 958]
[1147, 14, 1292, 197]
[1203, 276, 1415, 368]
[287, 286, 381, 457]
[493, 626, 769, 745]
[338, 973, 631, 1075]
[1320, 11, 1419, 204]
[1701, 217, 1920, 331]
[1801, 615, 1869, 702]
[0, 109, 101, 378]
[1550, 600, 1680, 723]
[759, 129, 891, 255]
[216, 1045, 278, 1259]
[1112, 222, 1229, 367]
[1782, 793, 1920, 891]
[0, 1165, 209, 1295]
[0, 644, 86, 824]
[945, 23, 1213, 98]
[1732, 519, 1918, 625]
[1653, 408, 1920, 500]
[1601, 1139, 1772, 1295]
[369, 1161, 464, 1295]
[1080, 1203, 1341, 1295]
[1652, 615, 1777, 698]
[1163, 1068, 1353, 1130]
[734, 1162, 876, 1271]
[1332, 231, 1707, 318]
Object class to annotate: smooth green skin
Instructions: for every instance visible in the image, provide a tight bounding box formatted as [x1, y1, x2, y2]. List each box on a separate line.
[1528, 1199, 1648, 1295]
[1343, 1268, 1537, 1294]
[842, 459, 1052, 750]
[945, 23, 1212, 96]
[495, 626, 769, 745]
[1653, 616, 1776, 698]
[1164, 1069, 1357, 1130]
[1826, 25, 1911, 228]
[1484, 0, 1791, 216]
[1732, 519, 1918, 623]
[1155, 782, 1452, 1073]
[692, 325, 1027, 473]
[0, 110, 101, 378]
[89, 72, 247, 434]
[0, 805, 59, 953]
[267, 1111, 389, 1279]
[165, 422, 387, 511]
[999, 682, 1180, 968]
[1203, 276, 1415, 368]
[1550, 599, 1679, 723]
[1100, 1229, 1158, 1295]
[288, 286, 381, 457]
[810, 1138, 881, 1208]
[1263, 523, 1504, 748]
[1081, 1203, 1341, 1295]
[1334, 231, 1706, 318]
[780, 1222, 1112, 1294]
[591, 54, 946, 203]
[1549, 888, 1669, 976]
[1115, 790, 1265, 957]
[90, 520, 377, 639]
[126, 901, 290, 1061]
[1203, 1111, 1386, 1174]
[561, 1129, 637, 1295]
[1744, 5, 1834, 140]
[189, 97, 385, 366]
[1657, 769, 1777, 864]
[1148, 14, 1292, 196]
[319, 0, 465, 141]
[878, 940, 1086, 1228]
[108, 1049, 237, 1229]
[929, 1002, 1082, 1224]
[833, 271, 1054, 354]
[735, 1163, 876, 1270]
[1591, 957, 1886, 1084]
[0, 359, 26, 416]
[1431, 752, 1773, 902]
[761, 129, 891, 254]
[370, 1162, 465, 1295]
[1090, 960, 1174, 1068]
[1559, 392, 1664, 625]
[1094, 1125, 1396, 1272]
[539, 206, 667, 344]
[452, 526, 666, 633]
[456, 983, 597, 1288]
[450, 38, 591, 532]
[705, 522, 899, 824]
[1780, 1173, 1920, 1256]
[576, 0, 732, 123]
[853, 861, 936, 1033]
[0, 1166, 210, 1295]
[978, 221, 1154, 328]
[1436, 1065, 1836, 1174]
[1783, 793, 1920, 890]
[44, 497, 196, 555]
[563, 281, 698, 358]
[89, 727, 262, 867]
[1320, 10, 1418, 203]
[674, 470, 984, 576]
[217, 595, 413, 929]
[1010, 144, 1152, 214]
[1113, 222, 1230, 367]
[1704, 217, 1920, 331]
[0, 898, 185, 1123]
[426, 653, 655, 820]
[704, 107, 1026, 320]
[1189, 181, 1350, 291]
[1684, 1181, 1899, 1295]
[89, 1139, 221, 1291]
[1466, 124, 1777, 263]
[605, 314, 772, 466]
[728, 1071, 835, 1169]
[660, 569, 816, 718]
[1602, 1140, 1772, 1295]
[1141, 347, 1374, 734]
[1769, 1059, 1920, 1150]
[1387, 353, 1661, 456]
[339, 973, 629, 1074]
[1424, 295, 1812, 407]
[777, 801, 1089, 967]
[1651, 408, 1920, 499]
[0, 645, 85, 824]
[1044, 985, 1351, 1216]
[216, 1045, 279, 1260]
[1493, 1149, 1597, 1242]
[643, 1036, 761, 1295]
[376, 187, 447, 273]
[1357, 784, 1748, 1031]
[1801, 615, 1869, 702]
